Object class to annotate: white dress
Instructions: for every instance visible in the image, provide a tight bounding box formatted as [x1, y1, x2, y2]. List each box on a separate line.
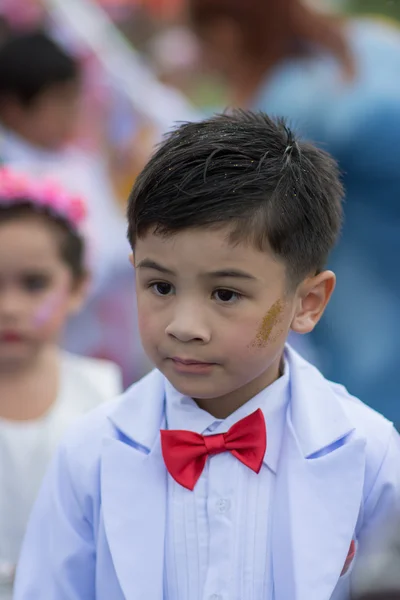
[0, 352, 122, 600]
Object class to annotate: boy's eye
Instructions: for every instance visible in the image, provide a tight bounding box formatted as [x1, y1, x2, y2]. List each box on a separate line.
[213, 289, 242, 303]
[151, 282, 173, 296]
[22, 274, 51, 292]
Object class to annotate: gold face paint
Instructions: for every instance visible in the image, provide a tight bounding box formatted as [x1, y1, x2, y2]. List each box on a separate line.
[251, 299, 285, 349]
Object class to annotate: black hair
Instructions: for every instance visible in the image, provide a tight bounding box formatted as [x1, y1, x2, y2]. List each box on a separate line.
[0, 203, 85, 282]
[0, 30, 79, 106]
[127, 110, 344, 285]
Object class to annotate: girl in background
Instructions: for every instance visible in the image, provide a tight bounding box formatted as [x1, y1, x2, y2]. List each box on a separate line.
[0, 168, 121, 600]
[0, 29, 150, 387]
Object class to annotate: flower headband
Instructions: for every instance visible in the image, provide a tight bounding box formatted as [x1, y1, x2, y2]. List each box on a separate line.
[0, 167, 87, 230]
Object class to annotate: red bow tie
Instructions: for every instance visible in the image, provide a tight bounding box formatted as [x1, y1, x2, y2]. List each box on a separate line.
[160, 409, 267, 491]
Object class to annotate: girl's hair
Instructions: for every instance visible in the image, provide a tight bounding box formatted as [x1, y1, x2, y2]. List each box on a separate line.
[0, 168, 87, 280]
[0, 30, 80, 106]
[189, 0, 355, 79]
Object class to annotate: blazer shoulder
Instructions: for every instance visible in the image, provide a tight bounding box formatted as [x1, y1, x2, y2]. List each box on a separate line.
[332, 380, 393, 437]
[330, 381, 397, 491]
[62, 396, 120, 451]
[58, 369, 163, 481]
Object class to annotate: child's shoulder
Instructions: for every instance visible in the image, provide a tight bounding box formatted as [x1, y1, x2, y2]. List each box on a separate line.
[61, 352, 123, 399]
[291, 346, 396, 460]
[52, 368, 164, 509]
[289, 346, 398, 514]
[329, 377, 391, 430]
[292, 347, 397, 498]
[329, 378, 396, 470]
[57, 368, 163, 470]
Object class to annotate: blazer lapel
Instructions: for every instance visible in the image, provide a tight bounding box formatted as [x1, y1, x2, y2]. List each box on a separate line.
[100, 370, 168, 600]
[273, 348, 366, 600]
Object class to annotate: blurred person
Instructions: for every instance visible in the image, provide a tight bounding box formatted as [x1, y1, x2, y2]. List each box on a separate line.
[147, 24, 227, 111]
[358, 595, 400, 600]
[357, 592, 400, 600]
[189, 0, 400, 424]
[13, 111, 400, 600]
[0, 168, 121, 600]
[147, 25, 203, 100]
[0, 0, 44, 34]
[0, 29, 80, 152]
[353, 517, 400, 600]
[0, 30, 150, 385]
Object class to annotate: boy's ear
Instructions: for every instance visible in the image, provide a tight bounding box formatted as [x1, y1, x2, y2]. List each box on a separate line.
[68, 272, 91, 315]
[129, 252, 135, 268]
[291, 270, 335, 334]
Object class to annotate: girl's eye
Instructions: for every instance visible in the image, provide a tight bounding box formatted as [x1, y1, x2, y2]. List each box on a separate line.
[22, 274, 51, 292]
[213, 289, 242, 303]
[151, 282, 173, 296]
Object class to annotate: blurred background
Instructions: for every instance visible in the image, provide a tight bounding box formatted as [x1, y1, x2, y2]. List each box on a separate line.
[0, 1, 400, 597]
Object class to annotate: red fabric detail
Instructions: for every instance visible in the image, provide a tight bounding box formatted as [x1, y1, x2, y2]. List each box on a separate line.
[203, 433, 226, 455]
[341, 540, 356, 576]
[160, 409, 267, 491]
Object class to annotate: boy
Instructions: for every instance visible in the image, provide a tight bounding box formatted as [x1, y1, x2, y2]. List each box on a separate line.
[14, 111, 400, 599]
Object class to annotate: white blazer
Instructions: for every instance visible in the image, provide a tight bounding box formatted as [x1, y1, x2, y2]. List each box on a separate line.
[13, 347, 400, 600]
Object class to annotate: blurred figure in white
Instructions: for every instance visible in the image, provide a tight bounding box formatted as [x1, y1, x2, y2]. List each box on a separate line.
[0, 168, 121, 600]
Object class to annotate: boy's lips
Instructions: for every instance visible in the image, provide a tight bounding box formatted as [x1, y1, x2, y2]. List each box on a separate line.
[170, 357, 217, 374]
[171, 357, 215, 365]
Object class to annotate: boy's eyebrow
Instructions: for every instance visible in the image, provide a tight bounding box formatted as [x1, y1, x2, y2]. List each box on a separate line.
[137, 259, 257, 281]
[136, 259, 175, 275]
[206, 269, 257, 281]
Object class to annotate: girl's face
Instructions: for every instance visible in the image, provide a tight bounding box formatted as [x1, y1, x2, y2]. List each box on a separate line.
[0, 217, 86, 371]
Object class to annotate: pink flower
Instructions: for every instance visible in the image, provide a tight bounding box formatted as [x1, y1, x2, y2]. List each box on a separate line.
[0, 167, 87, 230]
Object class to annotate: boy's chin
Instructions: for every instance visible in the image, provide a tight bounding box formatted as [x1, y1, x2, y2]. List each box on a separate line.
[165, 371, 225, 401]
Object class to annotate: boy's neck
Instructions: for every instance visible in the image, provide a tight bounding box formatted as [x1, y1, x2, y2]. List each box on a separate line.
[0, 346, 60, 421]
[194, 353, 283, 419]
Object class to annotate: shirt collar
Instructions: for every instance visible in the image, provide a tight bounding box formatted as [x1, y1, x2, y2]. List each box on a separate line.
[165, 356, 290, 474]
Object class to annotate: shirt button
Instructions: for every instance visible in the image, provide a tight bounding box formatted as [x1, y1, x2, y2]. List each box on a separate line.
[209, 595, 222, 600]
[216, 498, 231, 513]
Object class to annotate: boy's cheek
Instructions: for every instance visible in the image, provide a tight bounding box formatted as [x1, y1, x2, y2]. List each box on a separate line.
[223, 318, 261, 346]
[137, 311, 157, 342]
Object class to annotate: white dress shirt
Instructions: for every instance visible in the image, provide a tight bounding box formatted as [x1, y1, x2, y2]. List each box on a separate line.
[164, 362, 290, 600]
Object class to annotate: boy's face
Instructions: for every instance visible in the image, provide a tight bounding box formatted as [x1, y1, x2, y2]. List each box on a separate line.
[134, 227, 334, 416]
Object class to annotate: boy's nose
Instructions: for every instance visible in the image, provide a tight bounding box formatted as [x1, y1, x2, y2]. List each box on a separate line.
[165, 306, 211, 343]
